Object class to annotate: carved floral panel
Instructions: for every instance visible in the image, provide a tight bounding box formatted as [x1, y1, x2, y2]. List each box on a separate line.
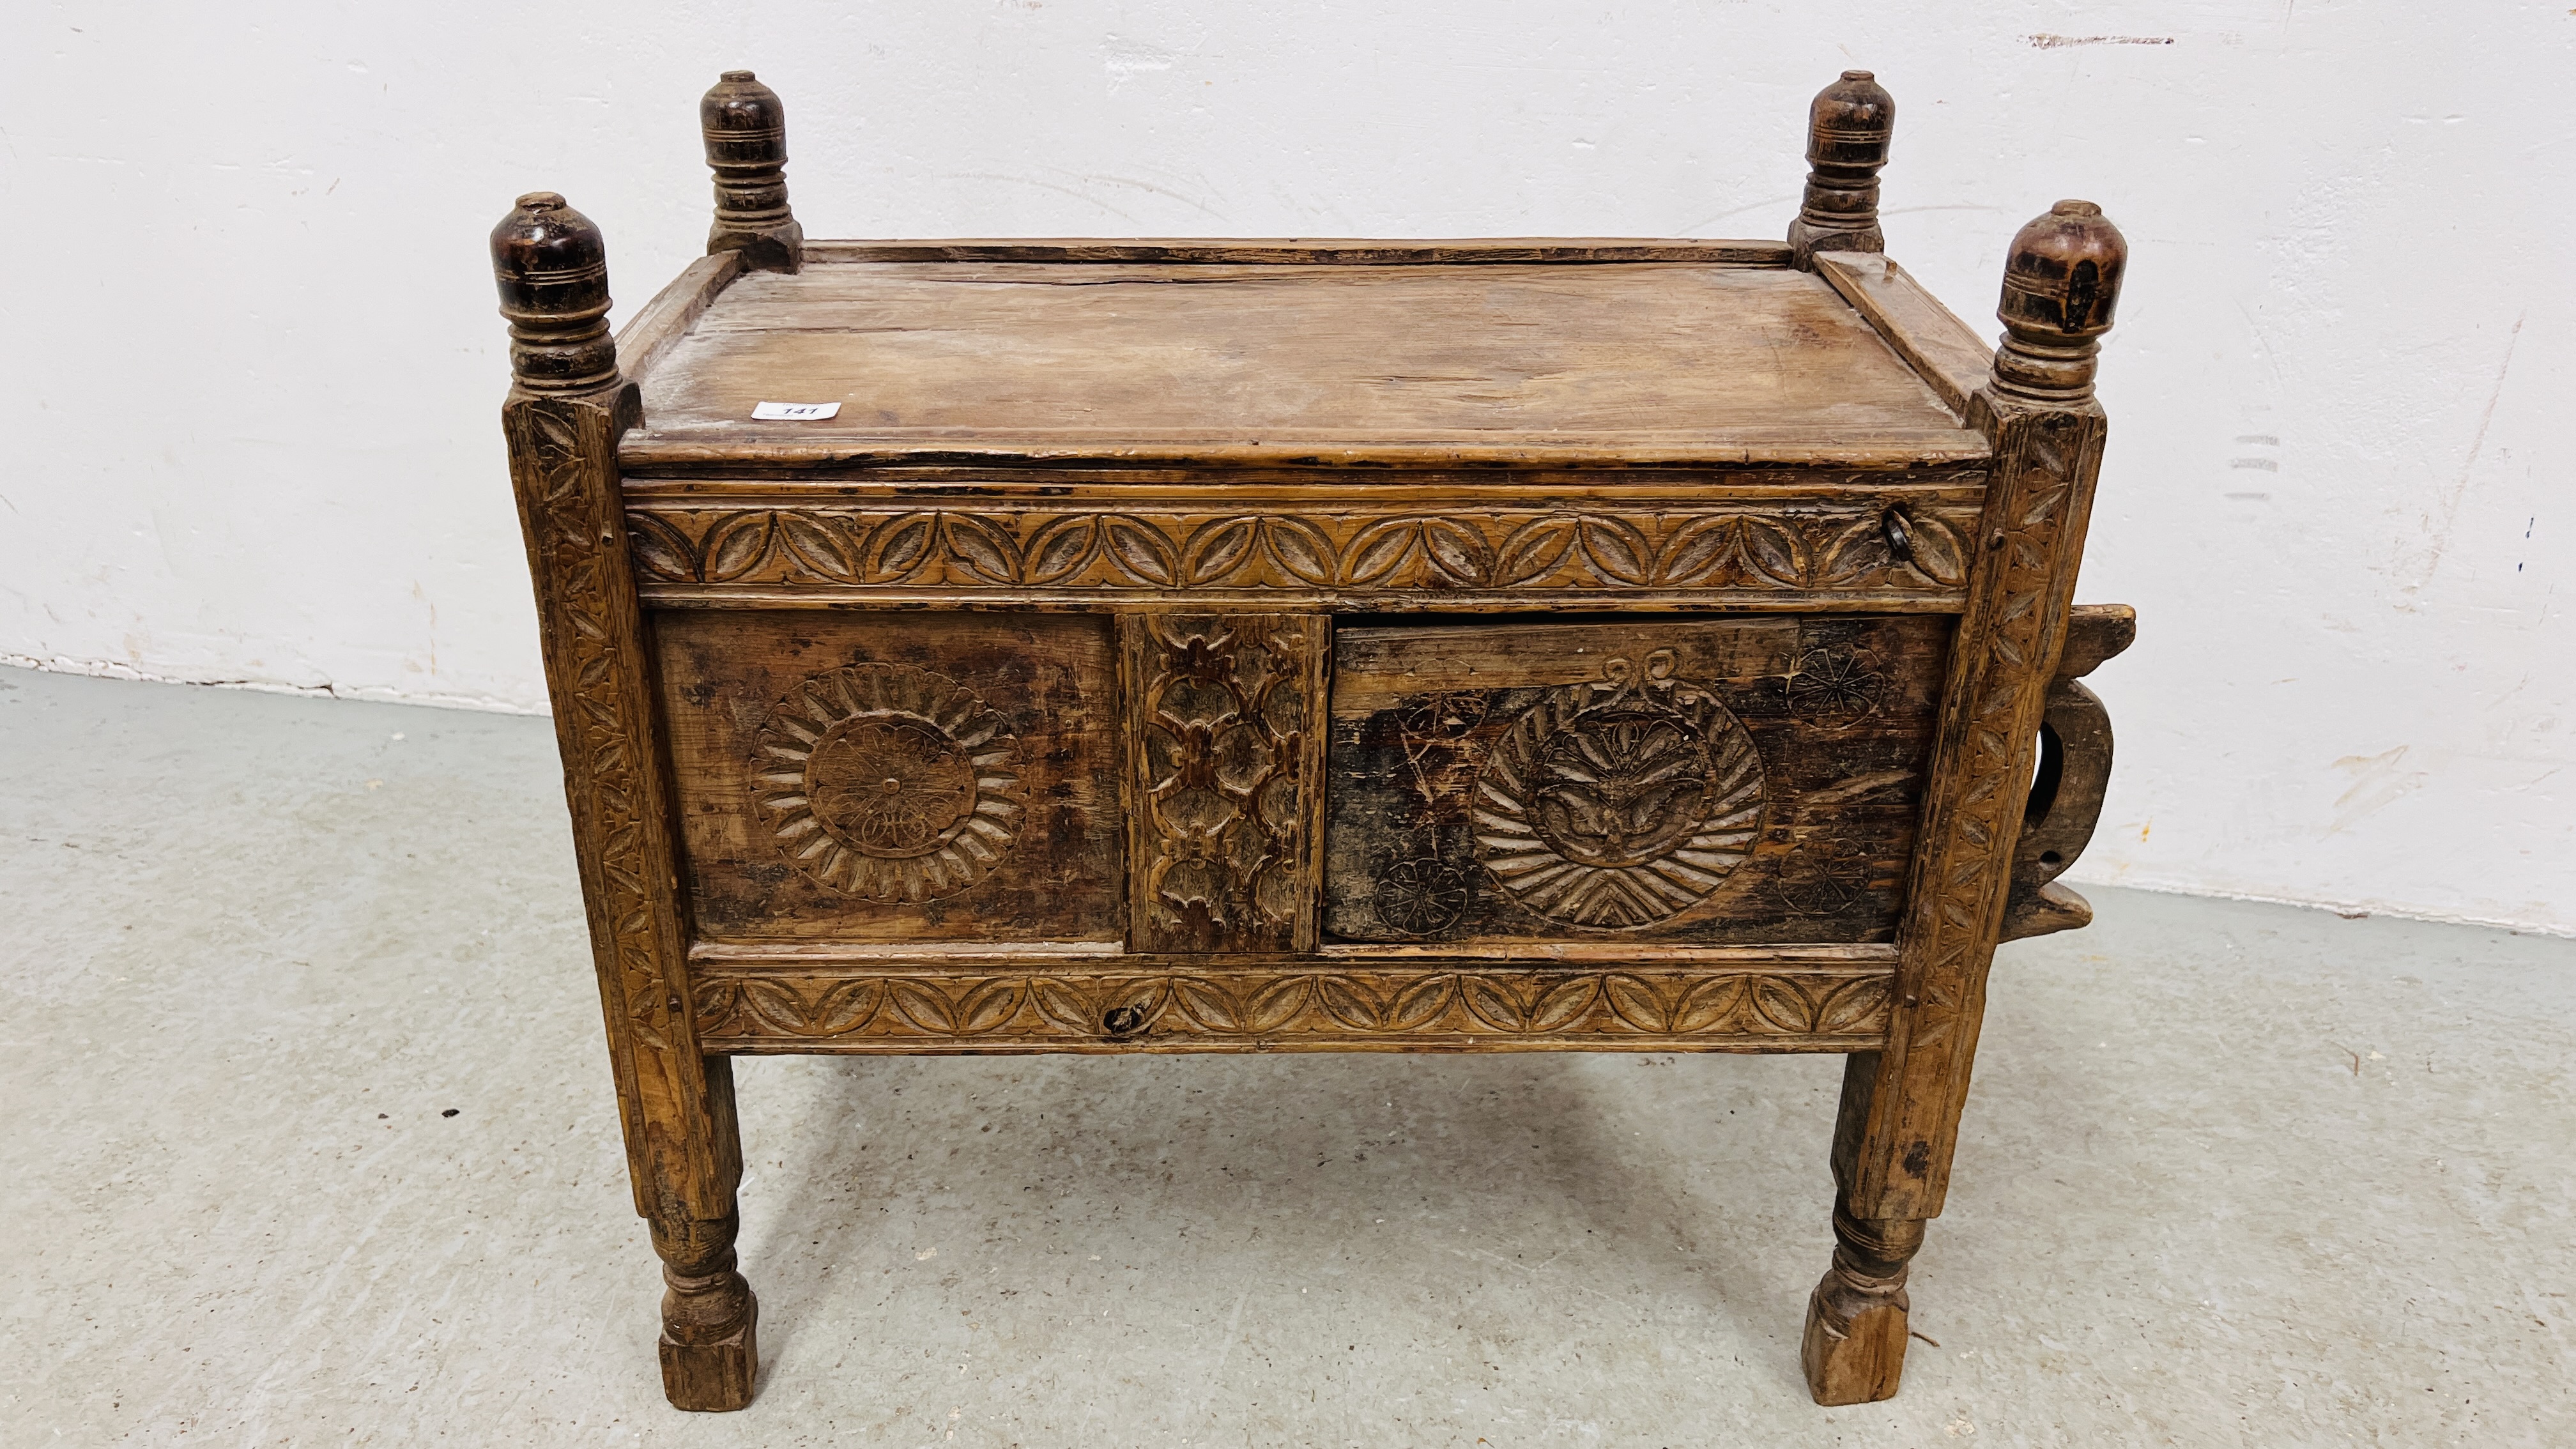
[1324, 614, 1951, 946]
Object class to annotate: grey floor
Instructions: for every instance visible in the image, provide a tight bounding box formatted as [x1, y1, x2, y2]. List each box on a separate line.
[3, 666, 2570, 1448]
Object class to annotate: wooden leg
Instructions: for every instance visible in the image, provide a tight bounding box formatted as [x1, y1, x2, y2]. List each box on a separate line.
[645, 1057, 758, 1411]
[652, 1211, 759, 1410]
[1802, 1050, 1928, 1405]
[1801, 1203, 1924, 1404]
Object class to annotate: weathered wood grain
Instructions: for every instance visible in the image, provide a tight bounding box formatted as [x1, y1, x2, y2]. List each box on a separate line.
[1812, 252, 1994, 417]
[624, 261, 1979, 468]
[614, 252, 743, 387]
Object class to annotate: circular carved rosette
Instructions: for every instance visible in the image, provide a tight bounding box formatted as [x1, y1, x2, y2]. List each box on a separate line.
[1774, 841, 1874, 917]
[1372, 857, 1470, 936]
[1473, 651, 1766, 930]
[753, 663, 1023, 902]
[1785, 646, 1884, 724]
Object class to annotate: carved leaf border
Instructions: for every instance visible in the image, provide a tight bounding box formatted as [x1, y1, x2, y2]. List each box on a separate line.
[627, 504, 1983, 594]
[693, 969, 1893, 1043]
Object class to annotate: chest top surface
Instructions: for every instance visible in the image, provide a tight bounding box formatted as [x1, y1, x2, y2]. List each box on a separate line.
[620, 245, 1988, 472]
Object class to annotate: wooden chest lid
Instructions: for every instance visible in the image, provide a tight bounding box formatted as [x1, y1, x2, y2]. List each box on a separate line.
[618, 240, 1989, 473]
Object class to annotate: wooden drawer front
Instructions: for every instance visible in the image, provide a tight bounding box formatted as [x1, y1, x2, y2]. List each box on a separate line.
[1324, 615, 1947, 945]
[654, 611, 1124, 943]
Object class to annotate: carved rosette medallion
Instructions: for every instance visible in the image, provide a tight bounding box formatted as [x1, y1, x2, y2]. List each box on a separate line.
[753, 663, 1023, 902]
[1785, 645, 1885, 723]
[1372, 858, 1471, 936]
[1774, 839, 1876, 917]
[1473, 650, 1765, 929]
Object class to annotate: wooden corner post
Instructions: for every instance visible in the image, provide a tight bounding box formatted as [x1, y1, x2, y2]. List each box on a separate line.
[1787, 70, 1894, 268]
[1802, 200, 2128, 1404]
[702, 70, 803, 273]
[491, 193, 760, 1411]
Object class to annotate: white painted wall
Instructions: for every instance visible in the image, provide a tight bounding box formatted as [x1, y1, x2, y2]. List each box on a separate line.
[4, 3, 2568, 931]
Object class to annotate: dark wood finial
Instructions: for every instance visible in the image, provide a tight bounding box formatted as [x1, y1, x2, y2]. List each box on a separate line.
[491, 192, 618, 394]
[1787, 70, 1894, 268]
[702, 70, 803, 273]
[1991, 200, 2128, 403]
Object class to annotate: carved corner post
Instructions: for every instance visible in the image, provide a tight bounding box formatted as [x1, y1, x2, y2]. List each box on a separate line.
[1802, 200, 2127, 1404]
[1787, 70, 1894, 269]
[702, 70, 803, 273]
[491, 194, 758, 1411]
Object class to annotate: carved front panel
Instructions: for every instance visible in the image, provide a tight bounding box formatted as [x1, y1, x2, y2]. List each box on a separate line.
[1324, 616, 1947, 945]
[655, 610, 1124, 942]
[1120, 613, 1328, 954]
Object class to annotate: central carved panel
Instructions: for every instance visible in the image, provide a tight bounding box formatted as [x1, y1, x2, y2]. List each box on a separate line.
[1324, 615, 1949, 946]
[1475, 651, 1766, 928]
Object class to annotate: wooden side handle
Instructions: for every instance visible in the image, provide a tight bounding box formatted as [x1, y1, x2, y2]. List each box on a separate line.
[2001, 604, 2134, 941]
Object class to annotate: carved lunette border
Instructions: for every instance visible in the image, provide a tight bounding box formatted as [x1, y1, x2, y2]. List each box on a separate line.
[623, 492, 1987, 604]
[691, 963, 1894, 1052]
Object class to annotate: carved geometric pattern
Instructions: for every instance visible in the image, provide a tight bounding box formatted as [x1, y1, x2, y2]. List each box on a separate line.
[1124, 615, 1323, 953]
[752, 663, 1023, 903]
[624, 500, 1984, 597]
[1474, 651, 1766, 930]
[692, 967, 1893, 1047]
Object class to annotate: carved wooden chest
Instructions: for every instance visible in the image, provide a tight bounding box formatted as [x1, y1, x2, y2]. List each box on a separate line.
[491, 68, 2133, 1411]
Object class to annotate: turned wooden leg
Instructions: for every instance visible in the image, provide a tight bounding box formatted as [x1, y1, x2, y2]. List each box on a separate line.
[1802, 1202, 1925, 1404]
[646, 1054, 757, 1411]
[652, 1208, 760, 1410]
[1802, 1049, 1928, 1404]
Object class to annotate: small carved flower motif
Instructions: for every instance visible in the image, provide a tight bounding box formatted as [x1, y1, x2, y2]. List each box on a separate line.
[1774, 842, 1874, 917]
[1785, 647, 1883, 723]
[1373, 858, 1471, 936]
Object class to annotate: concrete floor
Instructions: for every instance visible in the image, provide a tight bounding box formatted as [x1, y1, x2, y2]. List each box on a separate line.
[3, 664, 2571, 1447]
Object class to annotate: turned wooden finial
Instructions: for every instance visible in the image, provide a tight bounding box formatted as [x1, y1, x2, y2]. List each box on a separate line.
[1991, 199, 2128, 404]
[702, 69, 803, 273]
[1787, 70, 1894, 268]
[490, 192, 618, 394]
